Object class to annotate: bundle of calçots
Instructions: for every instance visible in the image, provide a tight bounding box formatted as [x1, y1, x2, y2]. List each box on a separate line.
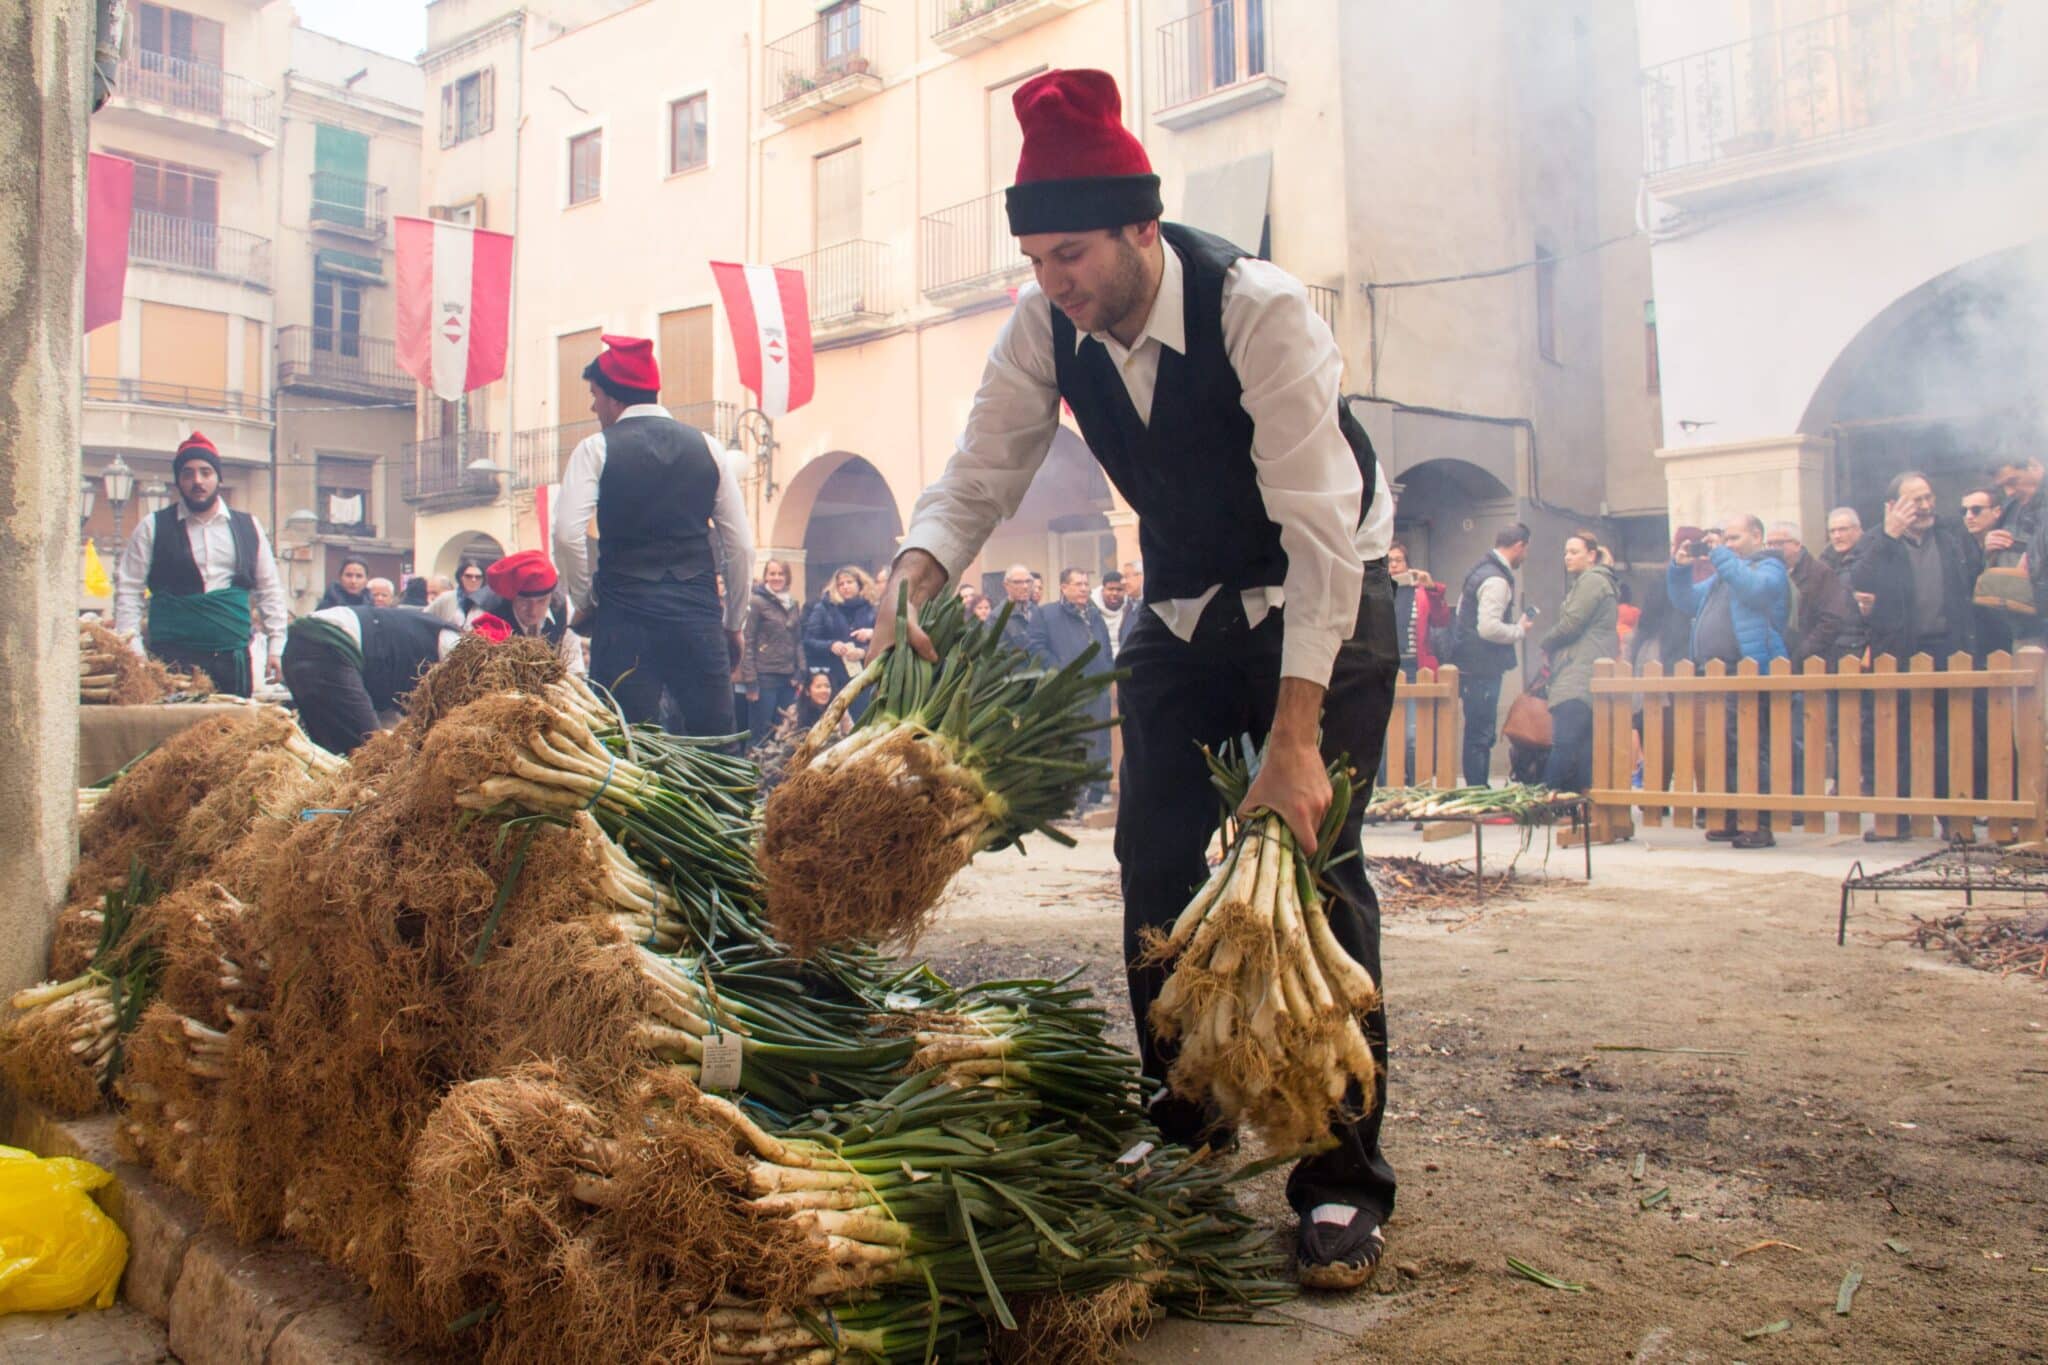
[5, 636, 1294, 1363]
[1365, 783, 1584, 821]
[761, 588, 1119, 954]
[1145, 744, 1382, 1153]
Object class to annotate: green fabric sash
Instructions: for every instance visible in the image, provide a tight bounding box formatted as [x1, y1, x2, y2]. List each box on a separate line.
[147, 586, 253, 655]
[287, 615, 365, 673]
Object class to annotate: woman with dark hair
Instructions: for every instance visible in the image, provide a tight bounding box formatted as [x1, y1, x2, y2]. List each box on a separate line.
[399, 575, 430, 608]
[803, 565, 877, 684]
[317, 557, 371, 609]
[793, 668, 840, 733]
[456, 561, 486, 613]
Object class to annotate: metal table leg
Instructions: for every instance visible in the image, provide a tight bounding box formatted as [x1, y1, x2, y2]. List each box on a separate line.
[1474, 820, 1485, 899]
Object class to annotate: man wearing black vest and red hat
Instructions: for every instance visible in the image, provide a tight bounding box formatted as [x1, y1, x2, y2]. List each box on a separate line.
[871, 69, 1399, 1288]
[554, 334, 754, 735]
[282, 602, 506, 755]
[113, 432, 289, 697]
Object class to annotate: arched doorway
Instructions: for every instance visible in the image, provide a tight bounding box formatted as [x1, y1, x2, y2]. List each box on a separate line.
[434, 531, 507, 580]
[792, 455, 902, 591]
[1802, 239, 2048, 521]
[1388, 457, 1517, 589]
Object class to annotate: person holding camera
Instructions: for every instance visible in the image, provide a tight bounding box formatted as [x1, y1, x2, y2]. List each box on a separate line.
[1667, 514, 1789, 848]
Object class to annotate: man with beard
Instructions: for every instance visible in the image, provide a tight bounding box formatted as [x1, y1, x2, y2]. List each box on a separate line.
[113, 432, 288, 697]
[870, 69, 1398, 1290]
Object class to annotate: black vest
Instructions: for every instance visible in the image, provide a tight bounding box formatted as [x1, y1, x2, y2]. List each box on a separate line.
[145, 504, 260, 596]
[1453, 555, 1519, 678]
[594, 415, 719, 589]
[1049, 222, 1378, 604]
[348, 606, 453, 710]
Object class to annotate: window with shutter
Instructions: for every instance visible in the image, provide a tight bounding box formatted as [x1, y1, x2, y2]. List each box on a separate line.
[658, 307, 714, 410]
[440, 82, 456, 148]
[479, 68, 495, 134]
[815, 143, 861, 248]
[568, 130, 602, 206]
[669, 94, 708, 176]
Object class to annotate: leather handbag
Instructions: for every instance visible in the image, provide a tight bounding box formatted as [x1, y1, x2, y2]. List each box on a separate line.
[1502, 687, 1553, 750]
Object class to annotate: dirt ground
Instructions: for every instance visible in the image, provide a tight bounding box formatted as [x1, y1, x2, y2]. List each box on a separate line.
[920, 826, 2048, 1364]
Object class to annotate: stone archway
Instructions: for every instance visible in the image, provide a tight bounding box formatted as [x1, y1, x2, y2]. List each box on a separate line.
[1387, 456, 1517, 589]
[1800, 238, 2048, 520]
[771, 452, 902, 600]
[432, 531, 507, 580]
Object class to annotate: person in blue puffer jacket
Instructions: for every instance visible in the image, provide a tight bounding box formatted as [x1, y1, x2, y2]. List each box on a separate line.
[1664, 512, 1789, 847]
[1666, 513, 1789, 668]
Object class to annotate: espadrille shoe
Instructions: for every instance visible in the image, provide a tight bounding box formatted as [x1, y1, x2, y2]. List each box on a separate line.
[1297, 1205, 1384, 1291]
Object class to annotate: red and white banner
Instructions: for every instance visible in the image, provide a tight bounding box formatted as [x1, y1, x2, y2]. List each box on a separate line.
[84, 153, 134, 335]
[709, 261, 814, 418]
[395, 216, 513, 402]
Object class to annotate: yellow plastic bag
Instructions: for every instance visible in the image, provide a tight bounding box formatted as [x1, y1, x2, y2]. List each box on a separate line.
[0, 1144, 128, 1314]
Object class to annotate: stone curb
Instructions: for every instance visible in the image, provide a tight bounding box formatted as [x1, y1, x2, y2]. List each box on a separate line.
[0, 1088, 426, 1364]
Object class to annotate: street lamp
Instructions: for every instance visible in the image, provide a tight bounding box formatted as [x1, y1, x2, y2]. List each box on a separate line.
[78, 476, 97, 533]
[139, 480, 174, 519]
[101, 454, 136, 544]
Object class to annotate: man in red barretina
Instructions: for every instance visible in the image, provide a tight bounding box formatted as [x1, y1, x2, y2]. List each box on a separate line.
[870, 69, 1399, 1288]
[552, 335, 755, 737]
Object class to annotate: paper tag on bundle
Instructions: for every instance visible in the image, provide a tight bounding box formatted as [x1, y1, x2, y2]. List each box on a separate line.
[700, 1034, 744, 1091]
[884, 993, 919, 1012]
[1116, 1141, 1155, 1166]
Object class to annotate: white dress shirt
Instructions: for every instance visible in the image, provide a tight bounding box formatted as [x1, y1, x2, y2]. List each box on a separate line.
[552, 404, 755, 633]
[114, 497, 289, 664]
[899, 244, 1390, 684]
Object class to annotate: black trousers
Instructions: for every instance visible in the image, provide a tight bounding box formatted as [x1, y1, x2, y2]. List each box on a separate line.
[280, 634, 379, 755]
[1116, 561, 1399, 1222]
[153, 642, 253, 698]
[1460, 673, 1503, 786]
[590, 595, 736, 738]
[1541, 698, 1594, 793]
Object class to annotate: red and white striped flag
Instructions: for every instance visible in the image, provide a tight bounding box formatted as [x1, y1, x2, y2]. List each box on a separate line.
[709, 261, 814, 418]
[395, 216, 513, 402]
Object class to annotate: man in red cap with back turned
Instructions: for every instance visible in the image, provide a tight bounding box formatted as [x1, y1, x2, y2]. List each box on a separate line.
[113, 431, 289, 696]
[474, 550, 584, 676]
[554, 335, 754, 734]
[870, 69, 1399, 1289]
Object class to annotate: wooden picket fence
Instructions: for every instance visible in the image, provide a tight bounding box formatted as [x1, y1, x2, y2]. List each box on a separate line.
[1585, 648, 2048, 843]
[1381, 664, 1463, 789]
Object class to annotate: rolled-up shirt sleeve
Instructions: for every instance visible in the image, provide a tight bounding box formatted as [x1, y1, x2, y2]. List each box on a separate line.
[1223, 259, 1365, 685]
[897, 286, 1064, 582]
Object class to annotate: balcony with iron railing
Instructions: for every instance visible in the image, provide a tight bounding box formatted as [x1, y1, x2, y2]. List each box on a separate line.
[109, 53, 279, 147]
[129, 210, 272, 289]
[1304, 282, 1339, 333]
[922, 190, 1030, 299]
[510, 401, 741, 490]
[401, 431, 502, 505]
[765, 6, 884, 124]
[930, 0, 1087, 53]
[1155, 0, 1283, 131]
[308, 172, 389, 240]
[84, 375, 267, 418]
[778, 241, 892, 332]
[276, 327, 414, 404]
[1640, 0, 2039, 194]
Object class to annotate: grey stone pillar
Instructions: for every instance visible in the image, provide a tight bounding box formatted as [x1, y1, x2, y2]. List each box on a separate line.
[0, 0, 89, 988]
